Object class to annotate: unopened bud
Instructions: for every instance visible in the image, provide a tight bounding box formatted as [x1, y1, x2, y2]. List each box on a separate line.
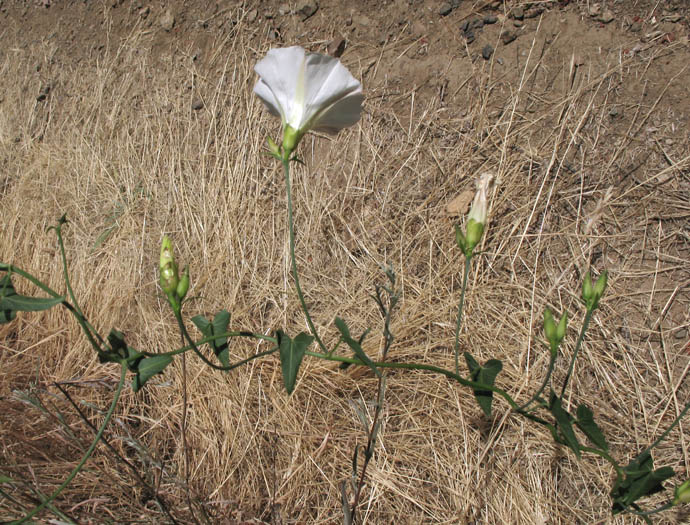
[556, 310, 568, 342]
[582, 272, 594, 304]
[673, 480, 690, 505]
[282, 125, 302, 156]
[593, 271, 608, 302]
[159, 236, 179, 296]
[267, 136, 281, 157]
[176, 265, 190, 300]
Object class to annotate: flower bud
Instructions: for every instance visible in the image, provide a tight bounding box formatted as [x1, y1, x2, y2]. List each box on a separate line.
[460, 172, 493, 256]
[593, 271, 608, 302]
[543, 308, 557, 343]
[455, 225, 467, 253]
[176, 265, 190, 300]
[159, 236, 179, 296]
[582, 272, 594, 304]
[673, 480, 690, 505]
[556, 310, 568, 342]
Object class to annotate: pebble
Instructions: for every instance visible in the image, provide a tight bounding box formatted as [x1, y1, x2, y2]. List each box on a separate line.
[36, 84, 51, 102]
[471, 18, 484, 29]
[299, 0, 318, 20]
[482, 44, 494, 60]
[608, 106, 621, 118]
[511, 7, 524, 20]
[525, 7, 543, 19]
[191, 98, 204, 111]
[483, 14, 497, 24]
[598, 9, 614, 24]
[501, 30, 517, 45]
[327, 36, 346, 57]
[464, 30, 475, 44]
[513, 20, 523, 27]
[588, 4, 601, 17]
[674, 328, 688, 340]
[159, 9, 175, 31]
[439, 2, 452, 16]
[246, 8, 258, 23]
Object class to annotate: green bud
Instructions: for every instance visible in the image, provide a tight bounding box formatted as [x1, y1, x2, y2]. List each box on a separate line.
[543, 308, 557, 344]
[176, 265, 190, 300]
[593, 270, 608, 302]
[282, 125, 302, 157]
[465, 219, 485, 254]
[159, 236, 179, 296]
[582, 272, 594, 304]
[673, 480, 690, 505]
[556, 310, 568, 342]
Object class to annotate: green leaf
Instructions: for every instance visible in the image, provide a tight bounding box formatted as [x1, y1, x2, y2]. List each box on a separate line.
[0, 273, 64, 321]
[611, 451, 675, 514]
[464, 352, 502, 418]
[277, 330, 313, 394]
[334, 317, 380, 378]
[575, 404, 608, 451]
[548, 391, 581, 458]
[132, 355, 173, 392]
[191, 310, 231, 367]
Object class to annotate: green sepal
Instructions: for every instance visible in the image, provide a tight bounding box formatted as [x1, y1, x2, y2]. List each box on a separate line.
[464, 352, 502, 418]
[277, 330, 313, 394]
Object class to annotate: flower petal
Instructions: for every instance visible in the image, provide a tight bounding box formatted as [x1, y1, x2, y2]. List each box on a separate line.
[253, 46, 308, 124]
[253, 79, 284, 120]
[301, 53, 362, 130]
[310, 92, 364, 134]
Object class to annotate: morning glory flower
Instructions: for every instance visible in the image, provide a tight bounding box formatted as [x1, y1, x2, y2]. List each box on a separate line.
[253, 46, 363, 154]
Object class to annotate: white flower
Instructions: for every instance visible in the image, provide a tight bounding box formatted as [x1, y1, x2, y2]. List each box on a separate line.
[253, 46, 363, 151]
[467, 172, 493, 226]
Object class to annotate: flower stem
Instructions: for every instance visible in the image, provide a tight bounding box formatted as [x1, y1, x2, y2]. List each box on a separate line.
[282, 156, 329, 354]
[518, 354, 557, 412]
[560, 308, 594, 398]
[453, 255, 472, 375]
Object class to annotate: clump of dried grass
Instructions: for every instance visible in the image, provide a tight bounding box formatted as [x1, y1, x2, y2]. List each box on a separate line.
[1, 5, 689, 525]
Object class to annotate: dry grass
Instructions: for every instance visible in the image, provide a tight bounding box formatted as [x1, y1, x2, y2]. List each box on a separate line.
[1, 5, 690, 525]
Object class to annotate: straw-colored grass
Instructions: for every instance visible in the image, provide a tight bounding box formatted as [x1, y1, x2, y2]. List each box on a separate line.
[1, 4, 689, 524]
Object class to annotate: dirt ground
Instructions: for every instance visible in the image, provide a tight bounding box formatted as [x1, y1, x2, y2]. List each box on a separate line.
[1, 0, 689, 523]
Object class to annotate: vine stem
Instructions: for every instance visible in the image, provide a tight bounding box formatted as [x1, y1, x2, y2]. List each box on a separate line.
[12, 363, 127, 525]
[282, 156, 329, 354]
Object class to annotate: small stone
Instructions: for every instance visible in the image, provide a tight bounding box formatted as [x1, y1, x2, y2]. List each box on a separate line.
[630, 21, 642, 32]
[192, 99, 204, 111]
[159, 9, 175, 31]
[470, 18, 484, 29]
[483, 14, 497, 24]
[464, 31, 475, 44]
[460, 20, 470, 32]
[501, 30, 517, 45]
[299, 0, 318, 20]
[496, 57, 504, 65]
[511, 7, 524, 20]
[598, 9, 614, 24]
[665, 138, 674, 146]
[327, 36, 346, 57]
[513, 20, 523, 27]
[674, 328, 688, 340]
[439, 2, 452, 16]
[525, 7, 543, 19]
[278, 3, 290, 16]
[482, 44, 494, 60]
[588, 4, 601, 17]
[608, 106, 620, 118]
[246, 8, 258, 23]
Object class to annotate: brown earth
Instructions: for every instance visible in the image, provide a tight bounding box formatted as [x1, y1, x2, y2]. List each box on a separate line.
[1, 0, 690, 524]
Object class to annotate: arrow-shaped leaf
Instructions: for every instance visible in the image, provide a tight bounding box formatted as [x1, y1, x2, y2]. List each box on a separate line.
[277, 330, 313, 394]
[576, 404, 608, 451]
[132, 355, 173, 392]
[334, 317, 380, 377]
[192, 309, 231, 367]
[549, 391, 581, 458]
[464, 352, 502, 418]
